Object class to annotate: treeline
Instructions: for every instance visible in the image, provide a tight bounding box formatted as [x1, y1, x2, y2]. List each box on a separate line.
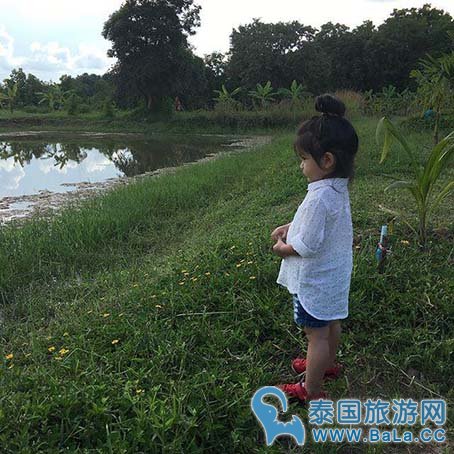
[1, 2, 453, 114]
[0, 68, 115, 114]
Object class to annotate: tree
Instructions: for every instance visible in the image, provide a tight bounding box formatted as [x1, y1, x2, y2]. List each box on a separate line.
[102, 0, 201, 112]
[37, 84, 73, 111]
[410, 51, 454, 144]
[366, 4, 454, 91]
[227, 19, 316, 92]
[0, 82, 18, 113]
[5, 68, 27, 107]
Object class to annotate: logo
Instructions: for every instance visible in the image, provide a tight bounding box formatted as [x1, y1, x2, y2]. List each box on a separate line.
[250, 386, 306, 446]
[251, 387, 447, 446]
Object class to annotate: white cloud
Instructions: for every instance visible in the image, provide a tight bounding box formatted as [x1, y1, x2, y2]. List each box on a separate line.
[0, 26, 24, 72]
[0, 157, 25, 190]
[83, 150, 113, 173]
[1, 31, 114, 81]
[1, 0, 123, 22]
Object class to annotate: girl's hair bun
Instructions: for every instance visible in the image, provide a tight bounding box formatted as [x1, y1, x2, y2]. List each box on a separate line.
[315, 93, 346, 118]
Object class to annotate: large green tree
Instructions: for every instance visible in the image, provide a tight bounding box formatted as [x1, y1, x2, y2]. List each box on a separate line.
[227, 19, 316, 93]
[365, 3, 454, 91]
[102, 0, 201, 111]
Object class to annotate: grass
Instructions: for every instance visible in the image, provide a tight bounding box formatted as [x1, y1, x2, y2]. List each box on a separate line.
[0, 116, 453, 452]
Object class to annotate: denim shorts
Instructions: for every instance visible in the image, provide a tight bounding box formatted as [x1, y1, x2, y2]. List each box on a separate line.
[292, 294, 330, 328]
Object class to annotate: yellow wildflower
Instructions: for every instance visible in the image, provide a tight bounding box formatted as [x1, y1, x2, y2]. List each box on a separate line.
[59, 348, 69, 356]
[205, 272, 211, 276]
[111, 339, 119, 345]
[249, 276, 256, 280]
[5, 353, 13, 360]
[135, 389, 144, 394]
[48, 346, 56, 352]
[401, 240, 410, 245]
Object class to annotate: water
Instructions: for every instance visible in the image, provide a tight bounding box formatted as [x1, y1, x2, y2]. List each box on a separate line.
[0, 132, 269, 224]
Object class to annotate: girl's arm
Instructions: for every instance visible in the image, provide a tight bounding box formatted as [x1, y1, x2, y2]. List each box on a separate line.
[287, 198, 327, 258]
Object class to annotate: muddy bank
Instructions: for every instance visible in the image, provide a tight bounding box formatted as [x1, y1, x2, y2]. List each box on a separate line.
[0, 135, 271, 226]
[0, 130, 146, 140]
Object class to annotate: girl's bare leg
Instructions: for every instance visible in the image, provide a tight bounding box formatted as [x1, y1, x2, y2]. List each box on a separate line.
[303, 325, 330, 396]
[327, 320, 341, 368]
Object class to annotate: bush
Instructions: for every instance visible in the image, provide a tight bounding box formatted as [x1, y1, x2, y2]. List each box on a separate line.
[335, 90, 364, 119]
[21, 105, 51, 114]
[399, 113, 454, 131]
[78, 103, 91, 114]
[102, 100, 115, 119]
[65, 94, 81, 116]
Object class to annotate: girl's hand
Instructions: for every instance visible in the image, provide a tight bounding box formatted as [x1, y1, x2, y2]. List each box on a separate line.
[272, 237, 286, 257]
[271, 223, 290, 242]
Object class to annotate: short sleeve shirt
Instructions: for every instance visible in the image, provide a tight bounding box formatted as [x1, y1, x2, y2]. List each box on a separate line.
[276, 177, 353, 320]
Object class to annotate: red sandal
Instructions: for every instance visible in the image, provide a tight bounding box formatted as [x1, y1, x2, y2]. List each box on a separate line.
[277, 380, 327, 404]
[292, 358, 343, 380]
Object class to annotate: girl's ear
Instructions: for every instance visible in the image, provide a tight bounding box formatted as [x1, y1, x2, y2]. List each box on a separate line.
[322, 151, 336, 170]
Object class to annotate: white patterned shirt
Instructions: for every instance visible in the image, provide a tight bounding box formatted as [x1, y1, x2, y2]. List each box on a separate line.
[276, 177, 353, 320]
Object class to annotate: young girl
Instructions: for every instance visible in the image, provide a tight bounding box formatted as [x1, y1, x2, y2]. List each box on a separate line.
[271, 93, 359, 403]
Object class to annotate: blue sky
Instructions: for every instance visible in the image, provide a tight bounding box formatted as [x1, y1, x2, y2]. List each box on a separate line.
[1, 0, 453, 83]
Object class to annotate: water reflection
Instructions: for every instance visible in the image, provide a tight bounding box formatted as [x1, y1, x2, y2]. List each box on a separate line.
[0, 134, 240, 198]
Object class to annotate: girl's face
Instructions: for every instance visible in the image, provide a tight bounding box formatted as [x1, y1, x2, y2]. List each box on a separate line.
[299, 150, 328, 182]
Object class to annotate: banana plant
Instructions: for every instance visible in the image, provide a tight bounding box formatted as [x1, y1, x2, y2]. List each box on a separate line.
[278, 80, 309, 106]
[376, 116, 454, 249]
[0, 82, 18, 113]
[249, 81, 276, 109]
[37, 85, 75, 111]
[213, 84, 241, 104]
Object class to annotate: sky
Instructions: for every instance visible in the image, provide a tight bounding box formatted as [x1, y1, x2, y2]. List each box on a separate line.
[1, 0, 454, 83]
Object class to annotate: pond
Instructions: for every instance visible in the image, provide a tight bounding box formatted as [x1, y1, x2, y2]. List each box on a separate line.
[0, 131, 270, 224]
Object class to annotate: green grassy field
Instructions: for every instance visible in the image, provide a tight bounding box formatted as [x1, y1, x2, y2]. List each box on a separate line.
[0, 116, 452, 452]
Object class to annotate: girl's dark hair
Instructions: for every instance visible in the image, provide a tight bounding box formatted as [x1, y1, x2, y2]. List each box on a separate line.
[294, 93, 359, 184]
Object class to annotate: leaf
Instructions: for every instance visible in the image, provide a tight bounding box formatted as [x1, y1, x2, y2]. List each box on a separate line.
[375, 116, 385, 147]
[427, 180, 454, 218]
[376, 117, 395, 164]
[384, 180, 413, 192]
[378, 205, 418, 235]
[419, 130, 454, 198]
